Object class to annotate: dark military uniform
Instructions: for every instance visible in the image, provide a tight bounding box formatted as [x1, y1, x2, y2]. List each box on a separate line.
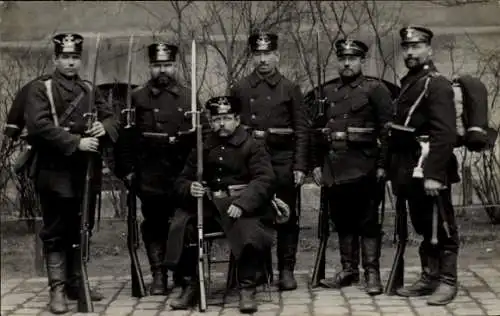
[23, 33, 117, 313]
[165, 96, 275, 313]
[229, 32, 309, 290]
[311, 39, 393, 295]
[389, 27, 460, 306]
[115, 43, 200, 295]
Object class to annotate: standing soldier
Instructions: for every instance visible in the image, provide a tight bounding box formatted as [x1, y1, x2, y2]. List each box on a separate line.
[230, 32, 309, 290]
[389, 26, 459, 305]
[311, 39, 393, 295]
[117, 42, 198, 295]
[24, 33, 116, 314]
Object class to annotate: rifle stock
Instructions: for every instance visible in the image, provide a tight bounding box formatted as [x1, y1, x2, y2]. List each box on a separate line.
[384, 196, 408, 295]
[127, 179, 147, 297]
[310, 186, 329, 288]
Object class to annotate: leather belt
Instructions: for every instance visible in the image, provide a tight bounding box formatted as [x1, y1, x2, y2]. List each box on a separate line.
[142, 132, 178, 144]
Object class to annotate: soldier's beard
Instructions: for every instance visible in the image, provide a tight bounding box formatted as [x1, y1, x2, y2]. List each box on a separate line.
[154, 73, 173, 87]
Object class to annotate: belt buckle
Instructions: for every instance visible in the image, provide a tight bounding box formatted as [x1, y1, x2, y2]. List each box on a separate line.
[213, 190, 226, 198]
[168, 136, 177, 144]
[253, 130, 266, 139]
[330, 131, 346, 141]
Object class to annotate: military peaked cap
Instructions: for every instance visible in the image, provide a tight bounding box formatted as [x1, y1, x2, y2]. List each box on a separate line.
[248, 32, 278, 52]
[400, 26, 434, 44]
[206, 96, 242, 116]
[335, 39, 369, 57]
[53, 33, 84, 55]
[148, 43, 178, 63]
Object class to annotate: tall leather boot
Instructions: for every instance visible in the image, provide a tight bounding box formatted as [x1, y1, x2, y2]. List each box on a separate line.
[325, 235, 360, 288]
[397, 243, 439, 297]
[427, 250, 458, 305]
[277, 226, 299, 291]
[361, 237, 382, 295]
[145, 241, 168, 295]
[238, 247, 258, 314]
[65, 245, 104, 301]
[45, 251, 69, 314]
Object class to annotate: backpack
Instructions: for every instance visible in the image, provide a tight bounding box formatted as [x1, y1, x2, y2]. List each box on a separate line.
[453, 75, 497, 152]
[409, 73, 496, 152]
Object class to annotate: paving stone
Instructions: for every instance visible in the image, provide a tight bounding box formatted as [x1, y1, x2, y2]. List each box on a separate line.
[448, 301, 482, 309]
[484, 304, 500, 316]
[103, 307, 134, 316]
[347, 298, 374, 305]
[130, 310, 158, 316]
[139, 295, 168, 303]
[344, 312, 381, 316]
[1, 294, 33, 306]
[414, 306, 452, 316]
[72, 313, 100, 316]
[451, 308, 486, 315]
[109, 299, 139, 306]
[190, 311, 219, 316]
[256, 303, 280, 311]
[11, 308, 41, 315]
[313, 306, 349, 316]
[378, 305, 414, 313]
[350, 304, 377, 312]
[469, 292, 498, 300]
[281, 297, 311, 305]
[280, 304, 310, 315]
[376, 298, 410, 306]
[135, 302, 162, 309]
[252, 311, 278, 316]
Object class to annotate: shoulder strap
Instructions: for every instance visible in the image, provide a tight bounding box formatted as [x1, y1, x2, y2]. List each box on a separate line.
[43, 79, 59, 127]
[403, 75, 432, 127]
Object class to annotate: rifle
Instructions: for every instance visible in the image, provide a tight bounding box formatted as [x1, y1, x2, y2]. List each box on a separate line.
[310, 27, 330, 288]
[186, 39, 207, 312]
[384, 196, 408, 295]
[122, 34, 147, 298]
[310, 186, 329, 288]
[77, 33, 101, 313]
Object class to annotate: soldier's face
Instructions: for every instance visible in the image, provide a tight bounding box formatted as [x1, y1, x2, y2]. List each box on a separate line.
[337, 55, 364, 78]
[252, 51, 279, 74]
[54, 53, 82, 77]
[150, 62, 176, 84]
[402, 42, 432, 69]
[210, 113, 240, 137]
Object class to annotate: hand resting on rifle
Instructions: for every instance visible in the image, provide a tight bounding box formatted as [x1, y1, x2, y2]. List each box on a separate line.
[86, 121, 106, 138]
[227, 204, 243, 218]
[78, 137, 99, 152]
[190, 181, 206, 198]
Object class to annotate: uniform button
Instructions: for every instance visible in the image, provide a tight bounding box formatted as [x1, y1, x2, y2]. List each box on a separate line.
[221, 146, 225, 150]
[250, 98, 255, 102]
[217, 178, 221, 182]
[219, 157, 223, 161]
[251, 114, 256, 119]
[266, 96, 271, 100]
[154, 108, 159, 112]
[343, 114, 348, 118]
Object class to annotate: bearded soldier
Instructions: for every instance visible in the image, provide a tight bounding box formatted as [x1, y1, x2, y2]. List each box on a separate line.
[389, 26, 460, 305]
[311, 39, 393, 295]
[24, 33, 117, 313]
[229, 32, 309, 290]
[165, 96, 275, 313]
[115, 42, 201, 295]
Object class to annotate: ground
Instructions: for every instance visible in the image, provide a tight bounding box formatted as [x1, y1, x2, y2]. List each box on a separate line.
[1, 185, 500, 315]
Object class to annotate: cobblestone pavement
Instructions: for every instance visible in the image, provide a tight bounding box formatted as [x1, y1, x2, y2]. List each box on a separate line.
[2, 264, 500, 316]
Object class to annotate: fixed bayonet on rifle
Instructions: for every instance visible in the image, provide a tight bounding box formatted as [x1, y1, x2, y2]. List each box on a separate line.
[384, 196, 408, 295]
[122, 34, 147, 298]
[185, 39, 207, 312]
[77, 34, 101, 313]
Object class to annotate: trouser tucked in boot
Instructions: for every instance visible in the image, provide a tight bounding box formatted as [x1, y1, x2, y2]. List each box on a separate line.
[276, 185, 299, 291]
[238, 246, 260, 314]
[144, 240, 168, 295]
[361, 237, 382, 295]
[65, 245, 104, 301]
[322, 234, 360, 288]
[427, 249, 458, 305]
[45, 249, 69, 314]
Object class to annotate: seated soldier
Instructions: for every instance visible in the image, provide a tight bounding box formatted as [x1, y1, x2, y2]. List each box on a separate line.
[164, 96, 276, 314]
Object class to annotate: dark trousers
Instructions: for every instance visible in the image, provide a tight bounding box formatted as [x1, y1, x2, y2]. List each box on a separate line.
[139, 195, 176, 273]
[327, 175, 380, 238]
[404, 180, 459, 285]
[39, 193, 96, 252]
[275, 184, 300, 272]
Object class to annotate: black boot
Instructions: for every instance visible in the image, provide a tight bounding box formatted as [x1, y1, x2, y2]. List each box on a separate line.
[170, 278, 198, 310]
[427, 250, 458, 305]
[65, 246, 104, 301]
[361, 237, 382, 296]
[277, 227, 299, 291]
[239, 287, 257, 314]
[397, 244, 439, 297]
[238, 246, 259, 313]
[145, 241, 168, 295]
[46, 251, 69, 314]
[322, 235, 359, 288]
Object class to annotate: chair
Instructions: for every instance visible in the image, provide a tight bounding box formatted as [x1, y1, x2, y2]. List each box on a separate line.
[192, 231, 273, 303]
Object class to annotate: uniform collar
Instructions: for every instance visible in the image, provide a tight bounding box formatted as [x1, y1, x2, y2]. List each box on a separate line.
[340, 73, 364, 88]
[206, 125, 248, 148]
[248, 69, 282, 88]
[53, 70, 85, 92]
